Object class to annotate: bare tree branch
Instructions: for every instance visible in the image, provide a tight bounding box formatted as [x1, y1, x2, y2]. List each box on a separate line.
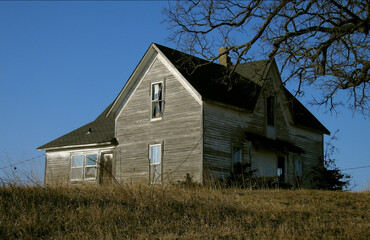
[164, 0, 370, 116]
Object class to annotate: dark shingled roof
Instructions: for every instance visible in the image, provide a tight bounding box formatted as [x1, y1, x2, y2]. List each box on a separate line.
[39, 43, 329, 150]
[283, 89, 330, 134]
[38, 103, 116, 150]
[156, 43, 329, 134]
[155, 44, 261, 110]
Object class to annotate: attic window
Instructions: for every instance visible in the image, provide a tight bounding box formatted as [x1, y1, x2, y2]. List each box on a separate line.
[151, 82, 164, 119]
[266, 96, 275, 126]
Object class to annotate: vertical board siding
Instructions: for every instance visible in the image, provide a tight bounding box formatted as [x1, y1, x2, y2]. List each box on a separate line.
[115, 57, 202, 184]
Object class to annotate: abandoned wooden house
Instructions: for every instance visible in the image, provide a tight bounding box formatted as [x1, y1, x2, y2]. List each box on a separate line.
[38, 43, 330, 187]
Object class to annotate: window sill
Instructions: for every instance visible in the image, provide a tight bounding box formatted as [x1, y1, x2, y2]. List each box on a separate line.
[150, 117, 163, 122]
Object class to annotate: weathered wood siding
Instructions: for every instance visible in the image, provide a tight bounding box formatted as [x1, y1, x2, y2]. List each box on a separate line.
[203, 67, 324, 186]
[115, 56, 203, 184]
[45, 151, 70, 185]
[44, 146, 115, 185]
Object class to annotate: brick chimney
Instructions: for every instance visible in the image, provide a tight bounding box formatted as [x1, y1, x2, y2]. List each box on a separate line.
[219, 47, 232, 67]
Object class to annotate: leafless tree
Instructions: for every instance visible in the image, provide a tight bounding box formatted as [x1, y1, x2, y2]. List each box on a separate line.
[164, 0, 369, 116]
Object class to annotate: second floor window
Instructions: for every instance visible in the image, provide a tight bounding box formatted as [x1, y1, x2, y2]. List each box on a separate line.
[151, 82, 164, 119]
[266, 96, 275, 126]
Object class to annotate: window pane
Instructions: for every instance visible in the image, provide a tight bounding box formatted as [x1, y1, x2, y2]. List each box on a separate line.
[71, 168, 83, 180]
[233, 147, 242, 163]
[72, 155, 83, 167]
[85, 167, 97, 179]
[152, 102, 161, 118]
[86, 154, 97, 166]
[295, 158, 302, 176]
[152, 83, 162, 100]
[150, 145, 161, 164]
[150, 164, 161, 183]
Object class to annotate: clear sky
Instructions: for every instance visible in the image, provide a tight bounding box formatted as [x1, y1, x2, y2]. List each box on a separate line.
[0, 2, 368, 190]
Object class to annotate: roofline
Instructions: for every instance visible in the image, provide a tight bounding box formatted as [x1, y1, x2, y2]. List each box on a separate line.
[106, 43, 157, 117]
[37, 141, 114, 151]
[107, 43, 203, 117]
[153, 44, 202, 105]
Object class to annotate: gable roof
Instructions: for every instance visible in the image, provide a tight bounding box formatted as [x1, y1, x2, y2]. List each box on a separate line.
[37, 103, 116, 150]
[38, 43, 329, 150]
[283, 89, 330, 134]
[155, 44, 262, 110]
[155, 44, 329, 134]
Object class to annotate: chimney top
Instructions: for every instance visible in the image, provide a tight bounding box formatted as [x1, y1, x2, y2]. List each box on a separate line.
[218, 47, 232, 67]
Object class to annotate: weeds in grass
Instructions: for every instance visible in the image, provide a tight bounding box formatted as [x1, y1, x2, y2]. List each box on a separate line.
[0, 184, 369, 239]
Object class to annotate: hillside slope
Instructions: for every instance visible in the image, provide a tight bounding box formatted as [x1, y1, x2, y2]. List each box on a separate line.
[0, 186, 369, 239]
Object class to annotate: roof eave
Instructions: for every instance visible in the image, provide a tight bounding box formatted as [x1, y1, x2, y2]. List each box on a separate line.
[37, 141, 115, 151]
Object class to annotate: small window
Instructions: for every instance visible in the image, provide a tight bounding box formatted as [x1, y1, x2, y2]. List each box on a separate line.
[231, 146, 243, 172]
[277, 156, 285, 181]
[149, 144, 162, 183]
[232, 146, 242, 164]
[266, 96, 275, 126]
[71, 154, 98, 181]
[151, 82, 164, 119]
[295, 157, 303, 177]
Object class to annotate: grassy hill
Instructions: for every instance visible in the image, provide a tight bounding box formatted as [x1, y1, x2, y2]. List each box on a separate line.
[0, 185, 369, 239]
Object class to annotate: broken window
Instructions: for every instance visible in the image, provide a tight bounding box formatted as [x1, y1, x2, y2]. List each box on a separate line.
[149, 144, 161, 183]
[151, 82, 163, 119]
[71, 154, 98, 181]
[266, 96, 275, 126]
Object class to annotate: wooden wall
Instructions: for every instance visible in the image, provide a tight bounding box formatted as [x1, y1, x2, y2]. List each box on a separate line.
[203, 67, 324, 187]
[115, 56, 203, 184]
[44, 146, 114, 185]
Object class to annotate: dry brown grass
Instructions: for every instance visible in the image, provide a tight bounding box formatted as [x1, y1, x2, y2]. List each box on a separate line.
[0, 185, 369, 239]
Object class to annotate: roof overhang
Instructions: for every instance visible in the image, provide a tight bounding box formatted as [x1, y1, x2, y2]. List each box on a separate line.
[246, 132, 305, 155]
[37, 141, 115, 151]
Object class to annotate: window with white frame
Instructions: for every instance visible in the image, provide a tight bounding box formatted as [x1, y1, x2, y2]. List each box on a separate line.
[149, 144, 161, 183]
[71, 154, 98, 181]
[151, 82, 164, 119]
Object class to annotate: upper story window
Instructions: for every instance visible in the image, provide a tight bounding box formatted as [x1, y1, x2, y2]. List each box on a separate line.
[266, 95, 276, 139]
[71, 154, 98, 181]
[151, 82, 164, 119]
[266, 96, 275, 126]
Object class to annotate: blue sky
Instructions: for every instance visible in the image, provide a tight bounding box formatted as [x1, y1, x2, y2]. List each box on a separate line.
[0, 2, 368, 190]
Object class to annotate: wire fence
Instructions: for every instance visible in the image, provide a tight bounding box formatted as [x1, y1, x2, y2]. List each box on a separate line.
[0, 151, 369, 187]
